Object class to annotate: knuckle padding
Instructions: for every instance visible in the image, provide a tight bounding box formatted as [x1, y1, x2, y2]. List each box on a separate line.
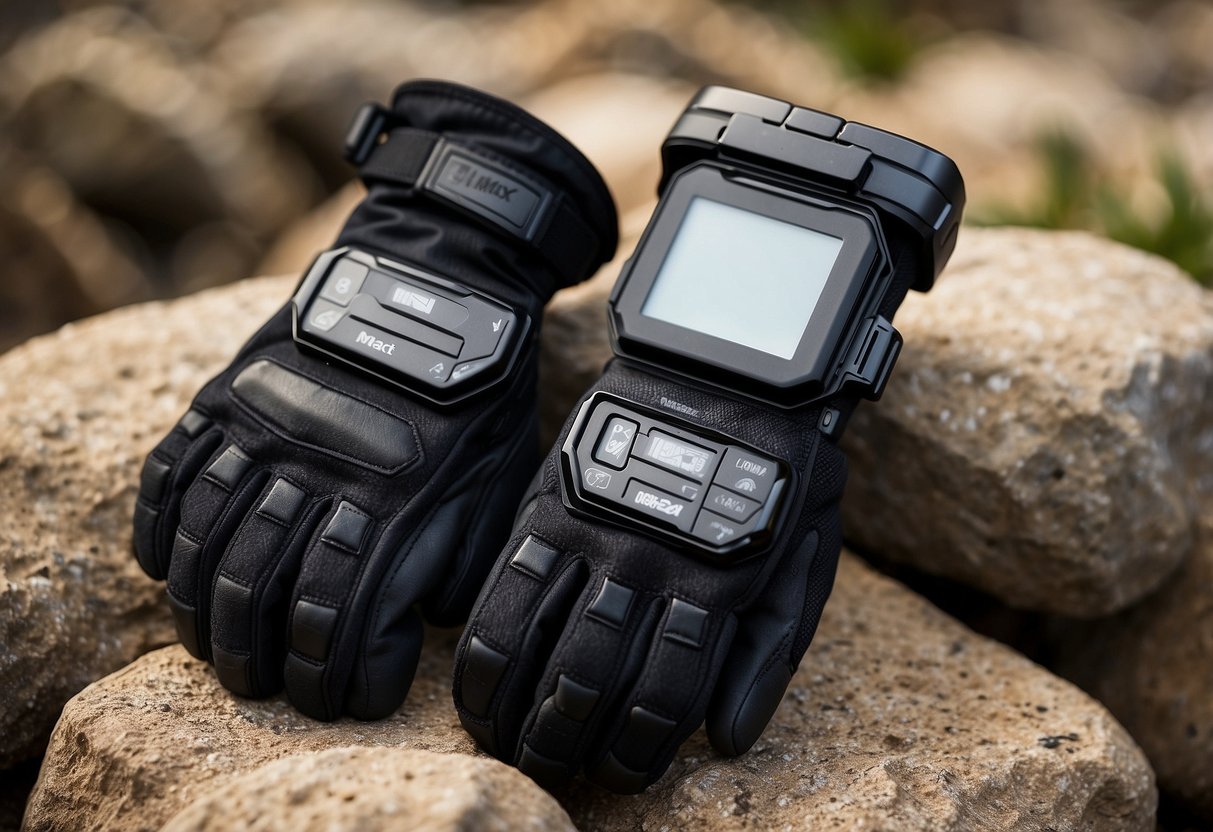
[201, 446, 253, 491]
[584, 578, 635, 629]
[177, 408, 211, 438]
[662, 599, 709, 649]
[460, 635, 510, 718]
[318, 502, 372, 553]
[508, 534, 560, 580]
[291, 599, 340, 661]
[230, 359, 419, 473]
[138, 457, 173, 504]
[255, 478, 306, 526]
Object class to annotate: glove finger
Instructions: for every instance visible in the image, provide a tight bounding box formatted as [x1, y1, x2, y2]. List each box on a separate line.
[454, 533, 588, 758]
[165, 444, 269, 661]
[420, 409, 540, 628]
[132, 409, 223, 579]
[705, 519, 840, 756]
[514, 572, 664, 789]
[347, 489, 488, 720]
[208, 475, 329, 698]
[281, 499, 379, 721]
[585, 600, 737, 793]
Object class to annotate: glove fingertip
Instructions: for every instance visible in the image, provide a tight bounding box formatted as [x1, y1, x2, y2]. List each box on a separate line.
[705, 662, 792, 757]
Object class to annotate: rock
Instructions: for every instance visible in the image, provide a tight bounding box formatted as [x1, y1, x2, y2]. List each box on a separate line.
[0, 7, 317, 290]
[524, 74, 697, 217]
[1050, 521, 1213, 822]
[842, 228, 1213, 616]
[24, 556, 1156, 831]
[161, 746, 575, 832]
[0, 275, 291, 767]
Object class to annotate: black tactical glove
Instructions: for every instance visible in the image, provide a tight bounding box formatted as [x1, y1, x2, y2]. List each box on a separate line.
[451, 330, 870, 794]
[452, 86, 962, 792]
[132, 79, 617, 720]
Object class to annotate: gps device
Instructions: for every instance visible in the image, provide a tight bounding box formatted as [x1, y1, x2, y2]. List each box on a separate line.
[560, 86, 964, 560]
[291, 248, 529, 404]
[453, 86, 964, 794]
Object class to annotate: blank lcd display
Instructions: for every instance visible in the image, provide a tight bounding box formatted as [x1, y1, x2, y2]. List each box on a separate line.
[640, 197, 843, 360]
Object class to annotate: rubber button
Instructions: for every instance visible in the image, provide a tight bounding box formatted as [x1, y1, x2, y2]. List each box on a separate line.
[691, 508, 760, 547]
[593, 417, 638, 469]
[319, 259, 367, 306]
[714, 448, 777, 501]
[704, 485, 760, 522]
[785, 107, 844, 138]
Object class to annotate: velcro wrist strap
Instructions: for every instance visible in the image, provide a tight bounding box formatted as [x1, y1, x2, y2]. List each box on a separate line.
[346, 105, 599, 281]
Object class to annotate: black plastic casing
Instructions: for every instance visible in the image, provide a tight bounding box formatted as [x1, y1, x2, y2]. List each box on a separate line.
[608, 86, 965, 409]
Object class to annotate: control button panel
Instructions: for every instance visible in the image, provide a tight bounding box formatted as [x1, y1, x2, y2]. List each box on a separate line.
[291, 249, 527, 403]
[560, 392, 791, 561]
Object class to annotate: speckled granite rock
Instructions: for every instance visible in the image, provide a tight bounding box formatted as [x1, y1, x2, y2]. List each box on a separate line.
[842, 228, 1213, 616]
[23, 555, 1156, 831]
[161, 746, 575, 832]
[0, 275, 290, 767]
[1051, 521, 1213, 822]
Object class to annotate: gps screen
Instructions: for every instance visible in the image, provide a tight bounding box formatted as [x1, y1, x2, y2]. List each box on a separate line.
[640, 197, 843, 360]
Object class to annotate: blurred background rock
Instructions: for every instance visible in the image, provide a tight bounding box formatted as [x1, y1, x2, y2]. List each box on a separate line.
[1, 0, 1210, 354]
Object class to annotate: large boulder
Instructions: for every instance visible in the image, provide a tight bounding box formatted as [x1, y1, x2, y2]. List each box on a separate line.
[842, 229, 1213, 616]
[0, 276, 289, 767]
[23, 554, 1156, 831]
[161, 746, 576, 832]
[1051, 520, 1213, 822]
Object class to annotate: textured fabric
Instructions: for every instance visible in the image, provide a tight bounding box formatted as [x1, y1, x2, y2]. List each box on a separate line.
[453, 236, 921, 793]
[132, 80, 618, 721]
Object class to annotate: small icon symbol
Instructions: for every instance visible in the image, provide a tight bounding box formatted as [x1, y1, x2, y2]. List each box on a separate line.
[429, 363, 445, 377]
[452, 362, 479, 380]
[312, 309, 341, 330]
[584, 468, 612, 489]
[334, 276, 352, 295]
[735, 477, 757, 492]
[680, 484, 699, 500]
[492, 319, 503, 333]
[602, 422, 634, 459]
[392, 287, 436, 314]
[709, 521, 736, 542]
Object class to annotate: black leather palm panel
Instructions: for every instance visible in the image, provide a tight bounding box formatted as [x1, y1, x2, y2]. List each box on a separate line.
[231, 359, 420, 473]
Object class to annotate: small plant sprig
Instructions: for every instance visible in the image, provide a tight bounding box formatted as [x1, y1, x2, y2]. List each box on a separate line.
[978, 128, 1213, 286]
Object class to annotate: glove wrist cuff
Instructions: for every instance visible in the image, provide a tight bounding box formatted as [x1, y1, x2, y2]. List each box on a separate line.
[347, 109, 601, 282]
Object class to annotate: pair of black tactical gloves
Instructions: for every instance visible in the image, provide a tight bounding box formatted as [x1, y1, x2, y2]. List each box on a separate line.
[133, 81, 851, 793]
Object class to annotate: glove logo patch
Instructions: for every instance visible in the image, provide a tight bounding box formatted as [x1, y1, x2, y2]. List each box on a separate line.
[431, 149, 545, 232]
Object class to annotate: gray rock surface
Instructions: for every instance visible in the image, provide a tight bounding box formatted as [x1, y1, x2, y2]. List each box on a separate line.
[0, 276, 289, 767]
[23, 555, 1156, 832]
[161, 746, 575, 832]
[1051, 519, 1213, 822]
[842, 228, 1213, 616]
